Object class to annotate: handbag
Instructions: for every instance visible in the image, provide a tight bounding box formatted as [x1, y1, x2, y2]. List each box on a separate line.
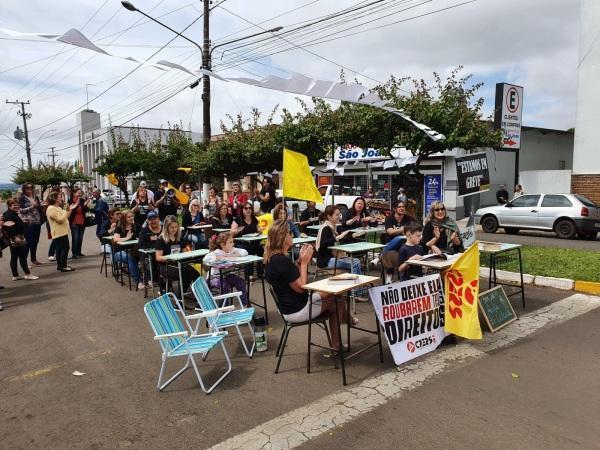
[10, 234, 27, 247]
[84, 212, 97, 227]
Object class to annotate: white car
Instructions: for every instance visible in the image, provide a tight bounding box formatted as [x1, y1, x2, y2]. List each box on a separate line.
[475, 193, 600, 240]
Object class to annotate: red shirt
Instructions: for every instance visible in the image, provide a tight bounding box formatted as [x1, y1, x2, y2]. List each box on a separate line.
[228, 193, 248, 217]
[72, 200, 85, 225]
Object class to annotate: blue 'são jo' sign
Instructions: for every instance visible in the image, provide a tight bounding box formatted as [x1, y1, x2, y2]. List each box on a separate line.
[333, 146, 384, 162]
[423, 174, 443, 218]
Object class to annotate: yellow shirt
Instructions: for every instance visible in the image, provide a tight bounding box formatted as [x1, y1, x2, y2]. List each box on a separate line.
[46, 205, 71, 238]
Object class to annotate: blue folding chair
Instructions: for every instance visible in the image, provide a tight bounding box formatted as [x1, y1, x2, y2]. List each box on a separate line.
[144, 294, 233, 394]
[185, 277, 256, 357]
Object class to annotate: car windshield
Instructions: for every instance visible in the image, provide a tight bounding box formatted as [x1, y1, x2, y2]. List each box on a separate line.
[574, 194, 597, 207]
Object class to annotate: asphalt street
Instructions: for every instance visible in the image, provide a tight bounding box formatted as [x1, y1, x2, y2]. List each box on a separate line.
[0, 232, 594, 449]
[476, 229, 600, 251]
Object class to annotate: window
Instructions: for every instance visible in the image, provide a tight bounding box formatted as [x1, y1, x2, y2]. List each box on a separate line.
[574, 194, 597, 207]
[540, 195, 572, 207]
[558, 160, 566, 170]
[510, 195, 540, 207]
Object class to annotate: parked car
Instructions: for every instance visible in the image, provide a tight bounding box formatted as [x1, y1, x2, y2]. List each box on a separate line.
[474, 193, 600, 240]
[112, 189, 130, 207]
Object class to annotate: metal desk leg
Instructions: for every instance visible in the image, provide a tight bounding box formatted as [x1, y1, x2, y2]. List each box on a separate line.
[307, 291, 313, 373]
[261, 274, 268, 324]
[517, 248, 526, 308]
[346, 291, 351, 353]
[336, 295, 347, 386]
[177, 261, 185, 309]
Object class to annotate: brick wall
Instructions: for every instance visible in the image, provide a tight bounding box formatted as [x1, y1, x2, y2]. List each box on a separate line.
[571, 175, 600, 204]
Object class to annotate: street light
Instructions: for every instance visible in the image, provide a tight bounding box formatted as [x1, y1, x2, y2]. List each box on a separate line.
[121, 1, 283, 143]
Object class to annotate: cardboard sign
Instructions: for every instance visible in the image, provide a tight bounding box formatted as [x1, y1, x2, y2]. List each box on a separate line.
[494, 83, 524, 150]
[369, 274, 448, 366]
[478, 286, 517, 333]
[455, 153, 490, 197]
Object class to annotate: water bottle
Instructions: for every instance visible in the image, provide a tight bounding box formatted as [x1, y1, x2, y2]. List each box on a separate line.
[254, 316, 267, 352]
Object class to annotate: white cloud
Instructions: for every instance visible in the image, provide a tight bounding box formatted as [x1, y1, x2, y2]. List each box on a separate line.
[0, 0, 581, 181]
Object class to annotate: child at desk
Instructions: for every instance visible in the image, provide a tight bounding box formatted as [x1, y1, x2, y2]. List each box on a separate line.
[398, 222, 424, 282]
[204, 232, 249, 306]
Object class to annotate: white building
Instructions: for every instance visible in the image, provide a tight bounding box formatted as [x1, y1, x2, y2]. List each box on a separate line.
[77, 110, 202, 190]
[572, 0, 600, 204]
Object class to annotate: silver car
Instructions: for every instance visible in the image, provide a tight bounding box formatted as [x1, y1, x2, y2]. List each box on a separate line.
[475, 193, 600, 240]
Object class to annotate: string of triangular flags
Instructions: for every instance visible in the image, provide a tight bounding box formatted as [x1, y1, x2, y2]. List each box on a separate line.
[1, 26, 444, 141]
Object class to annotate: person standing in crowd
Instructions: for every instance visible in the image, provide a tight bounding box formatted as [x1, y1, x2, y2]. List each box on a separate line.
[255, 178, 276, 214]
[204, 232, 249, 306]
[155, 179, 179, 221]
[68, 188, 90, 258]
[227, 181, 247, 217]
[131, 186, 154, 232]
[265, 219, 354, 351]
[179, 183, 193, 208]
[45, 186, 60, 262]
[181, 198, 208, 249]
[203, 186, 220, 219]
[513, 184, 524, 199]
[2, 199, 39, 281]
[422, 201, 464, 255]
[18, 182, 44, 266]
[211, 203, 234, 228]
[364, 186, 375, 199]
[112, 210, 143, 290]
[397, 187, 407, 203]
[91, 188, 109, 240]
[130, 180, 154, 205]
[298, 201, 320, 233]
[231, 200, 265, 278]
[496, 184, 509, 205]
[46, 191, 77, 272]
[155, 215, 200, 300]
[343, 197, 378, 231]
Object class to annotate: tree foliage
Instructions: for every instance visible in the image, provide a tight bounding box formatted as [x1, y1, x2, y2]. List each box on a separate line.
[193, 67, 501, 177]
[12, 162, 90, 194]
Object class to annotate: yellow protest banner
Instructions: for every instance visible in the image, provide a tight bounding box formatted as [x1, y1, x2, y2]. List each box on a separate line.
[257, 213, 273, 235]
[282, 148, 323, 204]
[444, 242, 483, 339]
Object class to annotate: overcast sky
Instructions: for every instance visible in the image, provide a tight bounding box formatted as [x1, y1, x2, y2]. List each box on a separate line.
[0, 0, 581, 182]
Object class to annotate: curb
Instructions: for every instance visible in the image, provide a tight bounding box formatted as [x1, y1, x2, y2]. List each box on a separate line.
[480, 266, 600, 294]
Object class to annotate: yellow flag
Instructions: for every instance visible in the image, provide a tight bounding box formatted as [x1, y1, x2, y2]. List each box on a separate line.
[257, 213, 273, 235]
[282, 148, 323, 204]
[106, 173, 118, 186]
[444, 241, 482, 339]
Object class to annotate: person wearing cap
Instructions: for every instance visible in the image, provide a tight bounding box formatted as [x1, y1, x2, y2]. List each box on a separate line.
[155, 179, 180, 221]
[397, 187, 407, 203]
[130, 181, 154, 205]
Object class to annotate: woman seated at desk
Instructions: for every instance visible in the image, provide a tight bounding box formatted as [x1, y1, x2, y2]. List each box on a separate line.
[343, 197, 378, 233]
[231, 201, 265, 278]
[155, 215, 200, 299]
[211, 203, 234, 229]
[182, 198, 208, 249]
[265, 220, 355, 351]
[113, 210, 143, 290]
[422, 201, 464, 255]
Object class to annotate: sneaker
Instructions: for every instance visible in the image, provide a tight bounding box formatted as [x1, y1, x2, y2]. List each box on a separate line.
[12, 276, 23, 281]
[31, 260, 44, 266]
[48, 256, 56, 261]
[28, 265, 32, 269]
[137, 282, 145, 290]
[24, 274, 39, 280]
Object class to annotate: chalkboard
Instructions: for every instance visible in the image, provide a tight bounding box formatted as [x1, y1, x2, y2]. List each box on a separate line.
[478, 286, 517, 333]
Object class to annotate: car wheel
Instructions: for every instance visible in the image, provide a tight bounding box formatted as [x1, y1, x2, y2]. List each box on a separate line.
[481, 216, 499, 233]
[577, 231, 598, 241]
[554, 219, 576, 239]
[504, 227, 520, 235]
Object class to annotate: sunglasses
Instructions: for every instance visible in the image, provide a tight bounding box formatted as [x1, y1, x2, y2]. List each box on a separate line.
[243, 207, 252, 210]
[434, 207, 446, 212]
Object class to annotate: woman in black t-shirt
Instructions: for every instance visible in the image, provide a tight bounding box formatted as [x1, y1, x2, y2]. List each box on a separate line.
[155, 215, 200, 298]
[131, 187, 154, 232]
[265, 220, 353, 350]
[343, 197, 377, 231]
[211, 203, 233, 228]
[231, 201, 265, 277]
[113, 211, 143, 289]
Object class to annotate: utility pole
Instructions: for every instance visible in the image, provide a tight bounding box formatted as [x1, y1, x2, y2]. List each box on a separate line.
[48, 146, 57, 167]
[202, 0, 211, 143]
[6, 100, 32, 170]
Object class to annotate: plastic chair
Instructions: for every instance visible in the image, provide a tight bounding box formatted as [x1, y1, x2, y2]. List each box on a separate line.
[186, 277, 256, 357]
[144, 293, 233, 393]
[267, 284, 336, 374]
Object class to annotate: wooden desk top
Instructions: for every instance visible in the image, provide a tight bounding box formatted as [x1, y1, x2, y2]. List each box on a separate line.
[302, 275, 379, 295]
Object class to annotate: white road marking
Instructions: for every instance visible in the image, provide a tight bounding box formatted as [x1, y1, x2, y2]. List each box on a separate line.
[210, 294, 600, 450]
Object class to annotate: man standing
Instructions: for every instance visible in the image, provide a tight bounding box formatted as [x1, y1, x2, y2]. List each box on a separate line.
[155, 179, 180, 220]
[255, 178, 276, 214]
[91, 188, 109, 242]
[496, 184, 509, 205]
